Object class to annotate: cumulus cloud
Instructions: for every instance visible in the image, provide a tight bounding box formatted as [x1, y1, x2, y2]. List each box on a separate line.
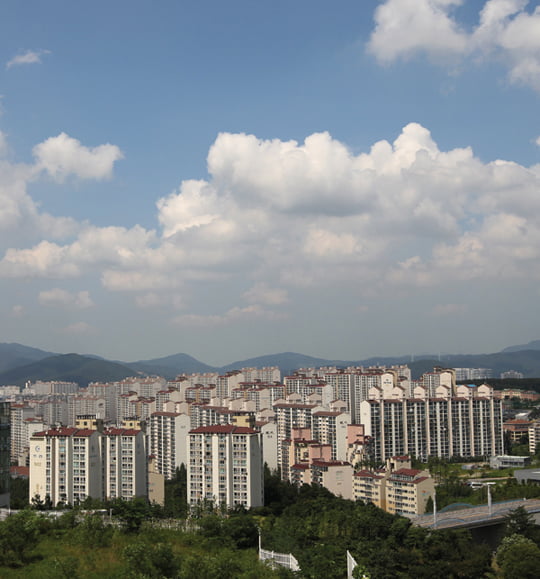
[6, 49, 50, 69]
[0, 131, 125, 249]
[38, 288, 94, 309]
[2, 123, 540, 323]
[368, 0, 468, 63]
[33, 133, 124, 181]
[368, 0, 540, 92]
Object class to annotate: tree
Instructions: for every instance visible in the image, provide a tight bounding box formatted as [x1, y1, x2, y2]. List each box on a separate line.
[0, 510, 42, 566]
[504, 505, 537, 540]
[123, 540, 179, 578]
[73, 512, 113, 548]
[496, 534, 540, 579]
[109, 497, 151, 533]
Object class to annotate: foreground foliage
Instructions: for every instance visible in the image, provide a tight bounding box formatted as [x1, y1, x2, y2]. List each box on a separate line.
[2, 472, 539, 577]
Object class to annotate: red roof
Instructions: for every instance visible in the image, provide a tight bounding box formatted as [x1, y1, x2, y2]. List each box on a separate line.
[34, 427, 79, 437]
[104, 428, 141, 436]
[311, 460, 350, 467]
[355, 470, 384, 479]
[10, 466, 29, 477]
[391, 468, 422, 477]
[189, 425, 256, 434]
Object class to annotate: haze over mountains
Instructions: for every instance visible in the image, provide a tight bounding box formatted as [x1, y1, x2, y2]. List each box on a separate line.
[1, 341, 540, 387]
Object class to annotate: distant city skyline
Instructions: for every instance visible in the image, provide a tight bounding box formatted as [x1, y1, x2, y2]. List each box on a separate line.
[1, 1, 540, 366]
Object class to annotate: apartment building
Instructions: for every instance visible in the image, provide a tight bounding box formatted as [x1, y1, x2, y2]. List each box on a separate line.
[274, 402, 316, 463]
[10, 402, 45, 466]
[29, 427, 102, 505]
[385, 468, 433, 517]
[187, 424, 263, 509]
[529, 421, 540, 454]
[31, 381, 79, 395]
[353, 470, 386, 509]
[29, 420, 147, 505]
[312, 410, 350, 461]
[360, 384, 503, 462]
[0, 402, 10, 507]
[149, 411, 191, 479]
[353, 457, 434, 517]
[102, 427, 147, 500]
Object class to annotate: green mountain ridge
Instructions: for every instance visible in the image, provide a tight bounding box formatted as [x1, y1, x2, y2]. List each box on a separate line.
[0, 353, 138, 387]
[3, 342, 540, 386]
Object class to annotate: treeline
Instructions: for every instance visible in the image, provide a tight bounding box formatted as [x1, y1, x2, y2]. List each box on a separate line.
[462, 378, 540, 392]
[4, 469, 540, 577]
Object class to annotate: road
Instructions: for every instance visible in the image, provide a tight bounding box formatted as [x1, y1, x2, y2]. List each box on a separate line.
[413, 498, 540, 530]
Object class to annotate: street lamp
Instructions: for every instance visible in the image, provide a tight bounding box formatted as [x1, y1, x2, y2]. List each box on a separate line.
[485, 482, 495, 516]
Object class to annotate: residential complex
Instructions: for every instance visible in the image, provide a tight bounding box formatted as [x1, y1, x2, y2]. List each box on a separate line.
[0, 364, 509, 516]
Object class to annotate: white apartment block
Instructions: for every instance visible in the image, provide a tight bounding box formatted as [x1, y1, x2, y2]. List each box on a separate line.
[11, 402, 45, 466]
[29, 423, 147, 505]
[31, 381, 79, 395]
[529, 421, 540, 455]
[174, 373, 219, 388]
[312, 410, 350, 461]
[68, 395, 106, 426]
[274, 402, 316, 462]
[102, 427, 147, 500]
[34, 395, 69, 426]
[30, 427, 103, 505]
[216, 371, 245, 400]
[86, 382, 118, 423]
[360, 384, 503, 462]
[240, 366, 281, 383]
[149, 411, 191, 479]
[187, 424, 263, 509]
[10, 403, 35, 460]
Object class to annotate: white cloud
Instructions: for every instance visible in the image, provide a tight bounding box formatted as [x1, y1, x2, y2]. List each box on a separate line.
[368, 0, 468, 64]
[536, 136, 540, 146]
[33, 133, 124, 181]
[2, 123, 540, 317]
[38, 288, 94, 309]
[368, 0, 540, 92]
[6, 49, 50, 69]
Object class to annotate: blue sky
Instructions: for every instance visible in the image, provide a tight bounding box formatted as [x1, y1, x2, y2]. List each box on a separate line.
[0, 0, 539, 365]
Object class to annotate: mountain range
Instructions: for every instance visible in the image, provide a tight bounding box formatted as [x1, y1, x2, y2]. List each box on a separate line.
[1, 341, 540, 387]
